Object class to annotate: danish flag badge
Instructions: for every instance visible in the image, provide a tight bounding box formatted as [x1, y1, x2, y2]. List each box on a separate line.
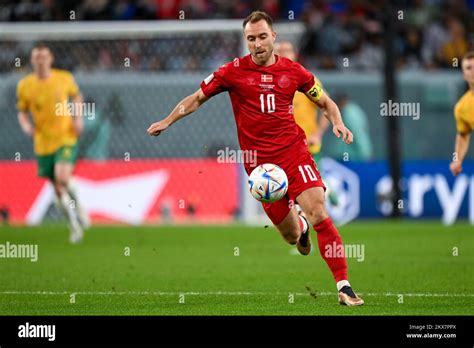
[261, 74, 273, 83]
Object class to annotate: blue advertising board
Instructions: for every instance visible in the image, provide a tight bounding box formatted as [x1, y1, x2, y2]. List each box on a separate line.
[320, 158, 474, 224]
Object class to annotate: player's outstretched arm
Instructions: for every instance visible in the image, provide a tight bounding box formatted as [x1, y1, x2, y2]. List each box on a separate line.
[311, 93, 353, 145]
[309, 111, 331, 147]
[147, 88, 209, 136]
[450, 132, 471, 176]
[17, 111, 34, 137]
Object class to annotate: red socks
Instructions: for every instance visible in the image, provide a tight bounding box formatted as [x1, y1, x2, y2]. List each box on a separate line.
[314, 217, 348, 283]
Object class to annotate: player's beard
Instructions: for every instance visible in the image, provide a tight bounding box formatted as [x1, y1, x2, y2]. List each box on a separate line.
[253, 47, 273, 65]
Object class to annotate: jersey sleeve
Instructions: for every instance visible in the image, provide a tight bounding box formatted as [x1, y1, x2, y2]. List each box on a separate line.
[454, 102, 471, 134]
[16, 79, 29, 112]
[67, 72, 80, 98]
[295, 63, 315, 92]
[200, 62, 232, 97]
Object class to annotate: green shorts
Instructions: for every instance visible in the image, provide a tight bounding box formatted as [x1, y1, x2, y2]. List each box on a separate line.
[37, 144, 78, 181]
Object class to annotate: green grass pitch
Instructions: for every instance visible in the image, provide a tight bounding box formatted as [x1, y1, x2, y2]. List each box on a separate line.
[0, 221, 473, 315]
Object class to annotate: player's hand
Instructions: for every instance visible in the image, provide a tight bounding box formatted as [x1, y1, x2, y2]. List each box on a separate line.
[147, 120, 170, 136]
[22, 124, 35, 137]
[450, 161, 462, 176]
[332, 123, 353, 144]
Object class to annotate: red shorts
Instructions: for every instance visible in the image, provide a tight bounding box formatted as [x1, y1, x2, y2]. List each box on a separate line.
[246, 149, 325, 226]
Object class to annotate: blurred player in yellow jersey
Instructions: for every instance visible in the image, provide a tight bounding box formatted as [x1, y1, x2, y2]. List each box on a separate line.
[274, 41, 338, 205]
[450, 51, 474, 176]
[16, 43, 90, 243]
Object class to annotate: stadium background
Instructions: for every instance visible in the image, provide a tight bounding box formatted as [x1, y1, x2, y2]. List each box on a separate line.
[0, 0, 473, 225]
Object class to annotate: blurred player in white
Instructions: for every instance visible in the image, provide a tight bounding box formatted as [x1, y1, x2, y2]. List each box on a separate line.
[16, 43, 90, 243]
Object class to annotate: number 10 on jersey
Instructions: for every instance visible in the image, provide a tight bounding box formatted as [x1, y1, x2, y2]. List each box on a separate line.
[298, 165, 317, 183]
[260, 93, 275, 113]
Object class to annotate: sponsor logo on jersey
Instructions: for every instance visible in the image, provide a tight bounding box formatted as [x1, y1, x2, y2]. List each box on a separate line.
[259, 84, 274, 91]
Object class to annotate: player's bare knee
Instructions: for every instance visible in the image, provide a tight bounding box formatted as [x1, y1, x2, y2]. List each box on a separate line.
[55, 172, 70, 188]
[306, 205, 329, 226]
[53, 181, 65, 196]
[53, 174, 69, 192]
[56, 178, 68, 190]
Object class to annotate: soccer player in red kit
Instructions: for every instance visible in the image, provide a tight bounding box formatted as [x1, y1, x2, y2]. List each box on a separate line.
[148, 11, 364, 306]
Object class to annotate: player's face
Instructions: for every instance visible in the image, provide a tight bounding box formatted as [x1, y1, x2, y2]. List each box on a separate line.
[274, 42, 296, 61]
[31, 48, 53, 71]
[462, 58, 474, 85]
[244, 20, 276, 65]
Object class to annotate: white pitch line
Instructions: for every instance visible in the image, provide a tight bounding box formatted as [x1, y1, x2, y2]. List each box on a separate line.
[0, 291, 473, 297]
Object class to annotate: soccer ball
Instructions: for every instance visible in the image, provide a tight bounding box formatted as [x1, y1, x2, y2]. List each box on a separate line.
[248, 163, 288, 203]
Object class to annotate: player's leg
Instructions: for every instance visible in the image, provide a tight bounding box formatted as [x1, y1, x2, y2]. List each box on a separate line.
[55, 144, 89, 228]
[36, 151, 75, 228]
[53, 145, 86, 243]
[274, 206, 299, 244]
[66, 178, 90, 229]
[262, 198, 311, 255]
[296, 186, 364, 306]
[54, 160, 83, 243]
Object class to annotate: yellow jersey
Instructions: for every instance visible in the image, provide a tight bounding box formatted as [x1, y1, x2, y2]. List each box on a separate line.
[293, 91, 320, 154]
[16, 69, 80, 155]
[454, 90, 474, 135]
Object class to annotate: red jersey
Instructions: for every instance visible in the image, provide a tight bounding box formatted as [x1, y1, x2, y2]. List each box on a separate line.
[200, 54, 316, 171]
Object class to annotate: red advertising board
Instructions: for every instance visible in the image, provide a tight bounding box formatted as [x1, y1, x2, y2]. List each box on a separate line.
[0, 159, 240, 224]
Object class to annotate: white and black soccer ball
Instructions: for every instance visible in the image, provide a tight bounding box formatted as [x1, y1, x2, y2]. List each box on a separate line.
[248, 163, 288, 203]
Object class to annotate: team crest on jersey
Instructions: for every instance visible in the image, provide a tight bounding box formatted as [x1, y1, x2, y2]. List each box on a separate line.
[278, 75, 290, 88]
[261, 74, 273, 83]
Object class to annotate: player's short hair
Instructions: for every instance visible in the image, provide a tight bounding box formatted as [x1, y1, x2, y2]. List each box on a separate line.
[243, 11, 273, 30]
[462, 51, 474, 62]
[33, 42, 50, 51]
[32, 42, 54, 56]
